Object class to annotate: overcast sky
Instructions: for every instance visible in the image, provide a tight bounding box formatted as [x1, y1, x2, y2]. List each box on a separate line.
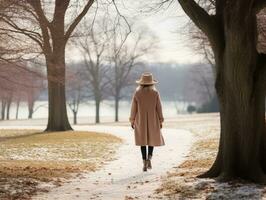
[120, 1, 203, 64]
[67, 1, 204, 65]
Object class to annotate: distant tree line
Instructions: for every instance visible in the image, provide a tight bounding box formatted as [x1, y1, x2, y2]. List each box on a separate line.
[0, 60, 216, 123]
[0, 61, 45, 120]
[65, 61, 216, 124]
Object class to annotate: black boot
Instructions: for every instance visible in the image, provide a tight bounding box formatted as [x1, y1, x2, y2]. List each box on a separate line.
[147, 155, 152, 169]
[143, 160, 148, 172]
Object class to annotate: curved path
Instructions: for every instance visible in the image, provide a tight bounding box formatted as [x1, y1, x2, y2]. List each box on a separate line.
[27, 125, 193, 200]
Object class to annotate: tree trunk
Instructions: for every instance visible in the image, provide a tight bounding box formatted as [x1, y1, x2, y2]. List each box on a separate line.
[115, 95, 119, 122]
[16, 100, 20, 120]
[201, 71, 266, 182]
[28, 101, 34, 119]
[73, 111, 77, 125]
[199, 8, 266, 182]
[1, 100, 6, 120]
[6, 101, 11, 120]
[28, 108, 33, 119]
[95, 98, 100, 124]
[45, 53, 72, 131]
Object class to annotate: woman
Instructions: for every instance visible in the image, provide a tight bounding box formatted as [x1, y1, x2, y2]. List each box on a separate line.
[130, 72, 165, 172]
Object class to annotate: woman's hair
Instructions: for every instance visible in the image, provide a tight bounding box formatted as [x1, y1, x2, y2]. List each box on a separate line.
[136, 84, 156, 91]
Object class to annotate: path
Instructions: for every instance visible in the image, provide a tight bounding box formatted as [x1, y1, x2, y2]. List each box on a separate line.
[2, 125, 193, 199]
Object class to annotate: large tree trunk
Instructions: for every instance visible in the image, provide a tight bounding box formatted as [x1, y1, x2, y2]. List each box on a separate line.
[115, 95, 119, 122]
[205, 78, 265, 181]
[200, 6, 266, 182]
[201, 69, 266, 182]
[45, 51, 72, 131]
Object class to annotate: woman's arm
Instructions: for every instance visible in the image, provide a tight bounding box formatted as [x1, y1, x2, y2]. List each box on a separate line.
[156, 92, 164, 125]
[129, 92, 138, 127]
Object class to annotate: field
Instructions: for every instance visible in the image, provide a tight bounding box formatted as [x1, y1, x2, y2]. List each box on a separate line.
[0, 129, 122, 199]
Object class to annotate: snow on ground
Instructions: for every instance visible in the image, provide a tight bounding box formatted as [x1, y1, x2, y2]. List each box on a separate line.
[1, 125, 193, 200]
[2, 114, 264, 199]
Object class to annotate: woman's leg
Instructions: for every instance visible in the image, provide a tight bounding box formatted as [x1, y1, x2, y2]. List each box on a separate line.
[140, 146, 147, 171]
[147, 146, 154, 169]
[140, 146, 147, 160]
[148, 146, 154, 157]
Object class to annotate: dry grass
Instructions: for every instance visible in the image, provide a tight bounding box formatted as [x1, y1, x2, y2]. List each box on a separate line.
[0, 129, 39, 139]
[155, 124, 265, 200]
[154, 137, 217, 199]
[0, 129, 122, 200]
[194, 138, 219, 152]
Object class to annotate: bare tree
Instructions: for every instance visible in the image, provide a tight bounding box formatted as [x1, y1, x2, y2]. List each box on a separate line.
[0, 62, 19, 120]
[187, 22, 215, 73]
[0, 60, 45, 120]
[182, 63, 214, 107]
[24, 67, 45, 119]
[67, 82, 82, 125]
[108, 27, 157, 122]
[170, 0, 266, 182]
[66, 65, 87, 125]
[0, 0, 96, 131]
[76, 17, 112, 124]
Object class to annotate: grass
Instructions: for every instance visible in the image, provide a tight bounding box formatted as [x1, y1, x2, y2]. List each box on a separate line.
[0, 129, 39, 139]
[154, 125, 266, 200]
[0, 129, 122, 200]
[154, 137, 218, 199]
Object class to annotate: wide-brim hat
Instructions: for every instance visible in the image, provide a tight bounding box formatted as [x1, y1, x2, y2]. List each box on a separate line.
[136, 72, 158, 85]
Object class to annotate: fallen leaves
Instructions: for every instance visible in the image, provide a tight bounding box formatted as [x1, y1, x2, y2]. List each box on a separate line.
[154, 124, 266, 199]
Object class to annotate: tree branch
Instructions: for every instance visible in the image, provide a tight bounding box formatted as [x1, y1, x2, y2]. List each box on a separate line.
[0, 17, 43, 48]
[111, 0, 132, 55]
[178, 0, 216, 37]
[65, 0, 95, 41]
[52, 0, 70, 24]
[178, 0, 224, 58]
[26, 0, 50, 26]
[26, 0, 52, 54]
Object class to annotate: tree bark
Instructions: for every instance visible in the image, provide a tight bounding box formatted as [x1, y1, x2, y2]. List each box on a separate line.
[45, 51, 72, 131]
[178, 0, 266, 182]
[199, 4, 266, 182]
[29, 0, 75, 132]
[201, 67, 266, 182]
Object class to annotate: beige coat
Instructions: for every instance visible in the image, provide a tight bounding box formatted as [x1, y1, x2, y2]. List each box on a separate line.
[129, 88, 165, 146]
